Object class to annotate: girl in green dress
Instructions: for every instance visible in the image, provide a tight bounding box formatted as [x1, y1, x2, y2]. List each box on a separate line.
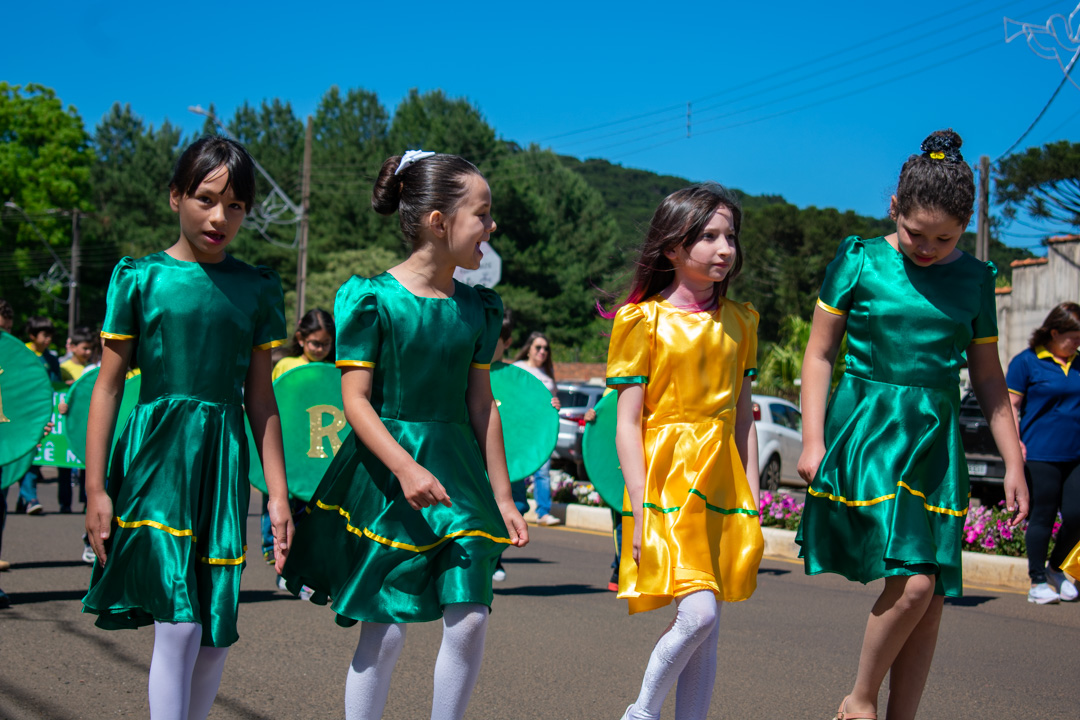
[82, 137, 293, 720]
[795, 130, 1029, 720]
[282, 151, 528, 720]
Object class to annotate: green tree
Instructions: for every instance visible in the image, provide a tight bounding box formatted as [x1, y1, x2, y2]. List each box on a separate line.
[388, 89, 502, 173]
[996, 140, 1080, 229]
[0, 83, 94, 326]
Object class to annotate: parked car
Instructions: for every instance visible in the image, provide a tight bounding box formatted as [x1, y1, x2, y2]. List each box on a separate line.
[959, 390, 1006, 485]
[554, 382, 607, 477]
[752, 394, 804, 492]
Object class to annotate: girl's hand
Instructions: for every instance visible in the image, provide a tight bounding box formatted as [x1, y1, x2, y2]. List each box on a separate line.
[58, 401, 69, 415]
[499, 502, 529, 547]
[398, 463, 452, 510]
[1019, 439, 1027, 462]
[1003, 467, 1030, 527]
[266, 495, 294, 574]
[632, 515, 643, 565]
[85, 490, 113, 567]
[550, 397, 561, 411]
[797, 442, 826, 484]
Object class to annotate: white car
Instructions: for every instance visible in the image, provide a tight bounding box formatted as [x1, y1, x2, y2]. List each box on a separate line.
[752, 394, 804, 491]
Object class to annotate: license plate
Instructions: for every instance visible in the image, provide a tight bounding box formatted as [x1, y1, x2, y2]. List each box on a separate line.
[967, 462, 988, 476]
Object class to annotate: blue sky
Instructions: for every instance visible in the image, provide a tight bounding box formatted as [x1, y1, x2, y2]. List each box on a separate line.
[4, 0, 1078, 251]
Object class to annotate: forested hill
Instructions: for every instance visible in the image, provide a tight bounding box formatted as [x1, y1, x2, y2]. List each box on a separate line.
[2, 84, 1033, 362]
[559, 155, 1032, 343]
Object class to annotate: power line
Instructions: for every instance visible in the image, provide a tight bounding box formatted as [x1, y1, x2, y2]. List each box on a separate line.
[997, 52, 1079, 160]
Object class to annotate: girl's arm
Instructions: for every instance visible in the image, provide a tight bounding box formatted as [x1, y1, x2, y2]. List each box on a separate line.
[615, 384, 646, 564]
[245, 348, 293, 574]
[1008, 391, 1027, 461]
[968, 343, 1030, 525]
[340, 367, 452, 510]
[734, 378, 760, 508]
[797, 306, 848, 483]
[84, 338, 133, 566]
[466, 367, 528, 547]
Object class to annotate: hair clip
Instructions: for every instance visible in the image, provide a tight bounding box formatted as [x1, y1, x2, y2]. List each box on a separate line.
[395, 150, 436, 175]
[929, 151, 946, 160]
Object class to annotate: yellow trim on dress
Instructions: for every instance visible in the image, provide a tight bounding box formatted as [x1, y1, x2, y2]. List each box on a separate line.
[314, 500, 512, 552]
[1008, 388, 1025, 396]
[254, 339, 286, 351]
[470, 362, 491, 370]
[115, 517, 246, 564]
[971, 336, 998, 345]
[808, 481, 968, 517]
[200, 546, 247, 566]
[337, 360, 376, 368]
[816, 298, 847, 316]
[101, 332, 135, 340]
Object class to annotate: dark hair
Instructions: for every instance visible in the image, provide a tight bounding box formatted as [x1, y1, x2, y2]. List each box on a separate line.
[892, 129, 975, 223]
[371, 153, 483, 246]
[1030, 302, 1080, 349]
[170, 136, 257, 212]
[69, 326, 95, 345]
[25, 316, 55, 338]
[500, 307, 514, 343]
[287, 308, 336, 361]
[603, 183, 743, 316]
[513, 331, 555, 381]
[0, 298, 12, 322]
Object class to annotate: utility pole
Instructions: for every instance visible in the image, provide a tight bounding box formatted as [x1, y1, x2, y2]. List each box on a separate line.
[296, 116, 313, 321]
[68, 210, 80, 328]
[976, 155, 990, 261]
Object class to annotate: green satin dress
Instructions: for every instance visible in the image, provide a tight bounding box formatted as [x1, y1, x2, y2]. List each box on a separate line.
[82, 252, 286, 647]
[282, 273, 512, 625]
[795, 236, 998, 597]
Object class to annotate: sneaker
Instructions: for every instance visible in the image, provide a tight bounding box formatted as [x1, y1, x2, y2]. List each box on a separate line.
[536, 514, 562, 526]
[81, 545, 96, 565]
[263, 549, 275, 565]
[1047, 567, 1079, 602]
[1028, 582, 1061, 604]
[0, 589, 9, 609]
[608, 567, 619, 592]
[492, 562, 507, 582]
[298, 585, 314, 602]
[26, 501, 43, 515]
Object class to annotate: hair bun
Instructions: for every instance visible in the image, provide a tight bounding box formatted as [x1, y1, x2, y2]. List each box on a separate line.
[921, 129, 964, 162]
[371, 155, 404, 215]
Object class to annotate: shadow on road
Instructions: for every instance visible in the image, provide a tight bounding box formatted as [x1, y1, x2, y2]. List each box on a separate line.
[944, 595, 997, 607]
[500, 557, 554, 565]
[11, 559, 92, 570]
[7, 589, 87, 604]
[494, 583, 607, 597]
[757, 567, 791, 576]
[238, 589, 296, 604]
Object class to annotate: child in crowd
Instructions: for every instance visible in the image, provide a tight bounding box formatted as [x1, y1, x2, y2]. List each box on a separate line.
[607, 183, 762, 720]
[795, 130, 1029, 720]
[17, 316, 62, 515]
[82, 136, 293, 720]
[283, 150, 527, 720]
[512, 331, 562, 526]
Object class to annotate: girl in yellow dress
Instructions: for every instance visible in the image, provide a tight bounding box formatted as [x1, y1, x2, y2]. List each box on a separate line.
[606, 183, 763, 720]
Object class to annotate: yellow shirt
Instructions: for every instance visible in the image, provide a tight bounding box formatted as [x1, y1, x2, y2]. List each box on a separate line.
[272, 355, 310, 382]
[61, 358, 87, 383]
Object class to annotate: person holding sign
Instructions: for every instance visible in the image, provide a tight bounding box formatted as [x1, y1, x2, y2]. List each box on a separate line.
[606, 183, 762, 720]
[283, 150, 527, 720]
[81, 137, 293, 720]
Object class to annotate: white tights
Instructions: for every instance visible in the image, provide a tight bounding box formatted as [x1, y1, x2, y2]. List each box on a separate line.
[345, 603, 489, 720]
[148, 622, 229, 720]
[625, 590, 721, 720]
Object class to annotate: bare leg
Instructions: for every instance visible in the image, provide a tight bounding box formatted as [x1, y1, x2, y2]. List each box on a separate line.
[843, 574, 936, 716]
[884, 595, 944, 720]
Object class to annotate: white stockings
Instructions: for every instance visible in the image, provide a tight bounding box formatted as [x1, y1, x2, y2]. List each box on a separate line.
[148, 621, 229, 720]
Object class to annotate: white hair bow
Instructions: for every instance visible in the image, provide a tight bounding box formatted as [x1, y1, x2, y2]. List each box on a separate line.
[395, 150, 436, 175]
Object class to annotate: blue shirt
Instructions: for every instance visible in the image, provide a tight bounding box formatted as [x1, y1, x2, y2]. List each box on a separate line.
[1006, 346, 1080, 462]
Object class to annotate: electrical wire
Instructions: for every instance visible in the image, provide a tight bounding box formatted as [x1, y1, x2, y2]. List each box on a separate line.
[996, 49, 1079, 160]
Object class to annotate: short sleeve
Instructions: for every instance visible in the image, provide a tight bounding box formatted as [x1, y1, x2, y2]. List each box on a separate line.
[471, 286, 504, 369]
[816, 236, 865, 316]
[606, 303, 650, 386]
[741, 302, 760, 379]
[1005, 351, 1030, 397]
[971, 262, 999, 345]
[253, 266, 287, 350]
[101, 257, 139, 340]
[334, 276, 380, 368]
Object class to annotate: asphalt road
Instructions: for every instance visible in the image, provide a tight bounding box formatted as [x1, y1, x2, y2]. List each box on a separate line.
[2, 485, 1079, 720]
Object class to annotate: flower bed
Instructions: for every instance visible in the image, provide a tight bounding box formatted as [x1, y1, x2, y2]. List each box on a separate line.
[757, 492, 1060, 558]
[526, 470, 607, 508]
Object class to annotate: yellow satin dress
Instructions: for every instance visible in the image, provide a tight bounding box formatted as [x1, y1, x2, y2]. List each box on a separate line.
[606, 297, 764, 614]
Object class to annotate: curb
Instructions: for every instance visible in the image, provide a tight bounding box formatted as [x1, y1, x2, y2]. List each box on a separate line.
[760, 527, 1031, 592]
[539, 505, 1031, 592]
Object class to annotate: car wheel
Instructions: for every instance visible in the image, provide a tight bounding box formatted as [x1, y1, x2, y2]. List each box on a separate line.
[762, 455, 781, 492]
